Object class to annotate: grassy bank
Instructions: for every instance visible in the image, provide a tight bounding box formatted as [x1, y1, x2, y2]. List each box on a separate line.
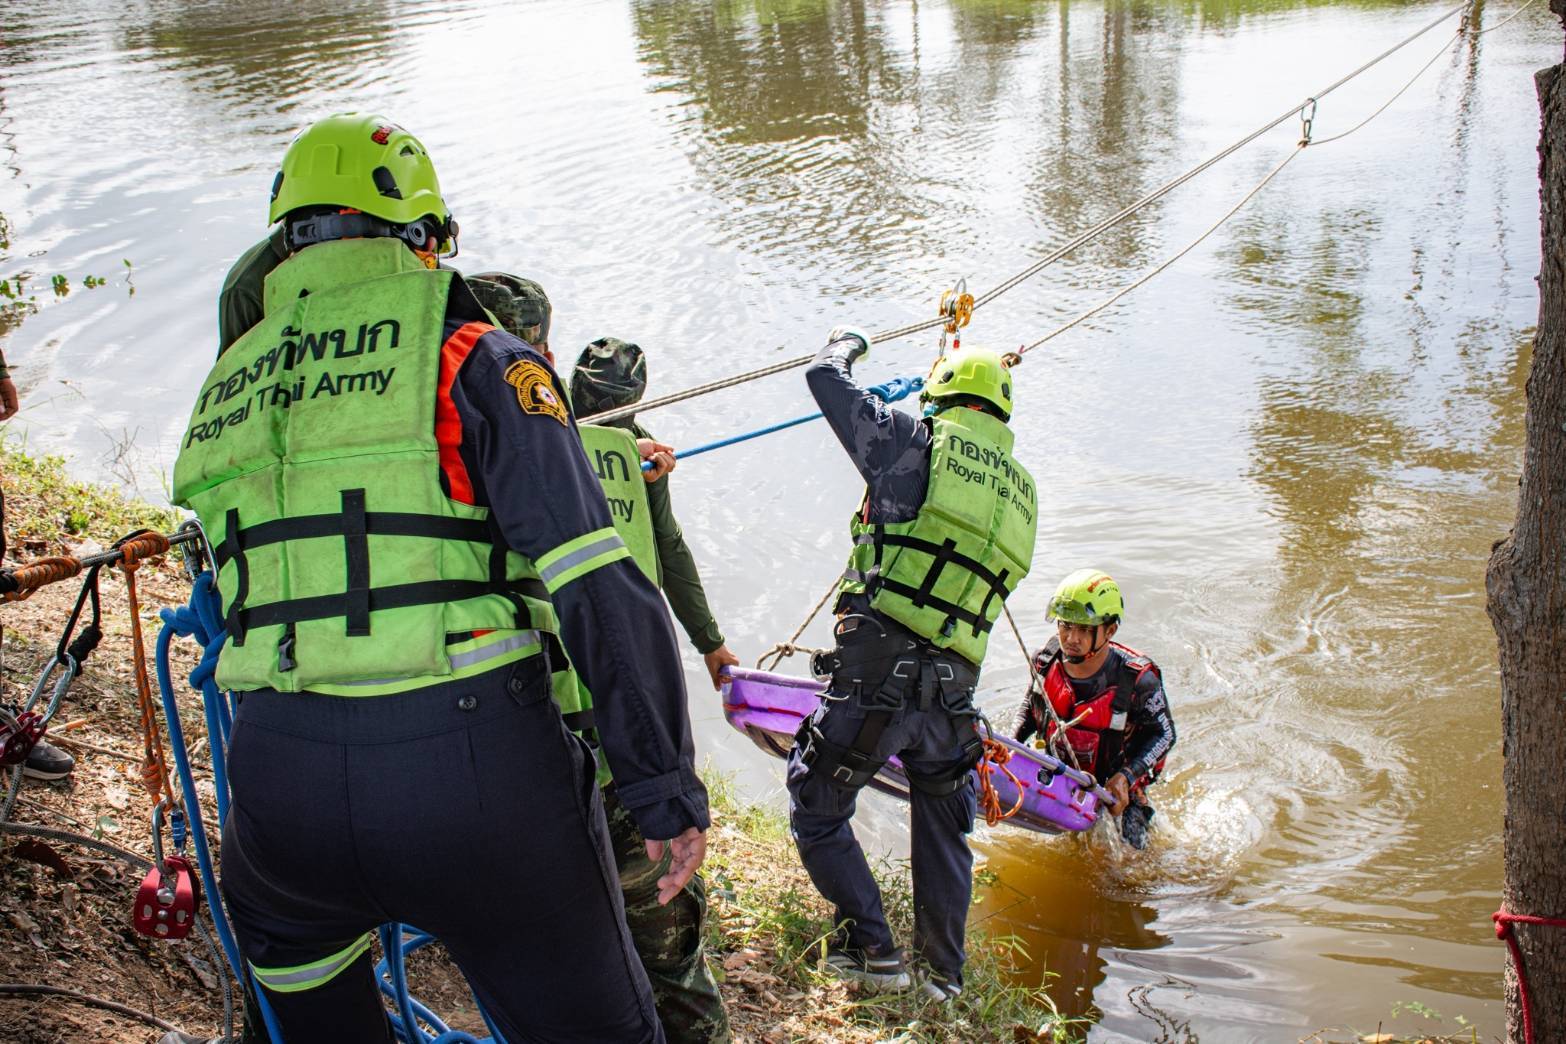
[0, 444, 1083, 1042]
[702, 772, 1084, 1043]
[1, 443, 178, 557]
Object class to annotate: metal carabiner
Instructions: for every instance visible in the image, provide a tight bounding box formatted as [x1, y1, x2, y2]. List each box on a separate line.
[176, 517, 213, 581]
[1299, 96, 1318, 145]
[149, 799, 169, 870]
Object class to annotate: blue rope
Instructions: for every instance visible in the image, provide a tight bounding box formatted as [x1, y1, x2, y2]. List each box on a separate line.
[156, 573, 497, 1043]
[640, 374, 923, 470]
[156, 587, 284, 1044]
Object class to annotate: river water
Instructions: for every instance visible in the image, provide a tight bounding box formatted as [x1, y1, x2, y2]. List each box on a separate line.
[0, 1, 1550, 1040]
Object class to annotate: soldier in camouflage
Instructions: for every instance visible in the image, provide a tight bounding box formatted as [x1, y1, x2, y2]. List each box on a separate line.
[467, 275, 732, 1044]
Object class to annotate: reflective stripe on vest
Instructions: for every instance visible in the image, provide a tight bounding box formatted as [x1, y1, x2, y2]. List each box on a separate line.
[251, 933, 372, 994]
[536, 526, 631, 592]
[838, 409, 1037, 665]
[578, 424, 661, 585]
[172, 239, 558, 694]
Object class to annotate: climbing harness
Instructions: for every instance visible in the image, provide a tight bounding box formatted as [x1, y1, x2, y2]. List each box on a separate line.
[1493, 906, 1566, 1044]
[1002, 604, 1080, 771]
[148, 520, 499, 1043]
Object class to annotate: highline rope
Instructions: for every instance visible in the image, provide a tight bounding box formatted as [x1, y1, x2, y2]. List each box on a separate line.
[586, 0, 1476, 425]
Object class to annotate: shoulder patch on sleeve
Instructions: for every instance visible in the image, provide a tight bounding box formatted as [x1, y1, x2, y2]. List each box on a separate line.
[503, 359, 568, 425]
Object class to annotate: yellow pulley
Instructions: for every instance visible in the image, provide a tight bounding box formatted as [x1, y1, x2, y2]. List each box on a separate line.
[937, 278, 975, 353]
[939, 282, 974, 335]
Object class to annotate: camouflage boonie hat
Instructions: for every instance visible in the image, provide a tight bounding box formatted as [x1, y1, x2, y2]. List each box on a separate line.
[570, 337, 647, 418]
[468, 271, 551, 345]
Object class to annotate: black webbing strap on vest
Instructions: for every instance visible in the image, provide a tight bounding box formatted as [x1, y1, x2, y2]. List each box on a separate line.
[236, 579, 548, 632]
[844, 527, 1013, 639]
[342, 489, 371, 637]
[224, 507, 250, 646]
[215, 493, 549, 647]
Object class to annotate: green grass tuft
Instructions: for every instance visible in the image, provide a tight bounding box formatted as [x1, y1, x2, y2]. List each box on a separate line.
[0, 441, 179, 558]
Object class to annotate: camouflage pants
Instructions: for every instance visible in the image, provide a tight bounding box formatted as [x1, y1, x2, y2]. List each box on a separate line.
[603, 785, 731, 1044]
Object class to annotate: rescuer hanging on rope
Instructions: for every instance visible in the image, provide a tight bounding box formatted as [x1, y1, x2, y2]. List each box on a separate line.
[464, 275, 733, 1044]
[1013, 569, 1177, 850]
[786, 329, 1037, 1003]
[173, 113, 706, 1044]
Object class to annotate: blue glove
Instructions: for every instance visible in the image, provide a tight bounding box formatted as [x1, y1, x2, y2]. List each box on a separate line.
[866, 375, 925, 403]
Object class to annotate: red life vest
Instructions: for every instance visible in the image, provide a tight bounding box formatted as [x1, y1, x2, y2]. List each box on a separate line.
[1035, 640, 1165, 787]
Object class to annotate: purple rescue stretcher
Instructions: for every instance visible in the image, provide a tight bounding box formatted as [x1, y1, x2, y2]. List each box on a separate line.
[721, 667, 1104, 835]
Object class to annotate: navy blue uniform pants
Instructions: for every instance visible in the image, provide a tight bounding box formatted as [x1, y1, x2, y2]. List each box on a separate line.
[786, 683, 979, 984]
[220, 655, 665, 1043]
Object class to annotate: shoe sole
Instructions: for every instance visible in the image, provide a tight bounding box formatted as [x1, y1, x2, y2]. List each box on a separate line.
[825, 961, 911, 992]
[21, 767, 73, 781]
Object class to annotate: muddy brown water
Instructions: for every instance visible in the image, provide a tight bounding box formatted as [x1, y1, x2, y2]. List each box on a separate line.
[0, 1, 1550, 1040]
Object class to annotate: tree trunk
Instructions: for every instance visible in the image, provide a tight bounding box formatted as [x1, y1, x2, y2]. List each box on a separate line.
[1485, 6, 1566, 1042]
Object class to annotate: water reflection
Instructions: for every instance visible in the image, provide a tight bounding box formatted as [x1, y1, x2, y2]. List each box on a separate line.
[976, 839, 1169, 1019]
[114, 0, 407, 120]
[629, 0, 930, 280]
[1025, 0, 1186, 279]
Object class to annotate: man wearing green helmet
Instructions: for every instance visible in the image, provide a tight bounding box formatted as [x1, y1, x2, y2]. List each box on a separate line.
[1014, 569, 1177, 850]
[459, 281, 733, 1044]
[178, 114, 706, 1043]
[568, 336, 740, 691]
[786, 328, 1038, 1002]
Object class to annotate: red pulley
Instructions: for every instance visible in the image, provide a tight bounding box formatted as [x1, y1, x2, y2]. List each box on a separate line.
[0, 710, 45, 767]
[132, 854, 201, 940]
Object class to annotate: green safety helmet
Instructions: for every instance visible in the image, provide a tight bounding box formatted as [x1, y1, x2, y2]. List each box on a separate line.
[468, 272, 551, 345]
[920, 347, 1013, 421]
[268, 113, 457, 253]
[1047, 569, 1125, 627]
[570, 338, 647, 419]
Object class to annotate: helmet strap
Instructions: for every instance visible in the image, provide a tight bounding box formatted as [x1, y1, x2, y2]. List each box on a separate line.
[287, 210, 456, 257]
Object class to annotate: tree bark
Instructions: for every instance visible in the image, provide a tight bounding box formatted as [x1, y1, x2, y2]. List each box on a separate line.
[1485, 7, 1566, 1042]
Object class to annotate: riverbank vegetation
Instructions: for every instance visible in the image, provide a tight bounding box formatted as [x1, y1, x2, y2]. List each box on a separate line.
[0, 444, 1088, 1042]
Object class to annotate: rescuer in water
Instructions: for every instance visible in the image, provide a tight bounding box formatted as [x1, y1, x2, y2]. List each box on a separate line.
[1013, 569, 1177, 850]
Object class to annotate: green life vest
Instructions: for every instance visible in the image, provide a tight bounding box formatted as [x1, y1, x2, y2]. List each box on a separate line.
[838, 409, 1038, 666]
[172, 238, 564, 697]
[577, 425, 661, 586]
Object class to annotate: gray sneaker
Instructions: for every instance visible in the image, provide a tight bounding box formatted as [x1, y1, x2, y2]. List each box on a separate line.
[918, 974, 962, 1003]
[824, 941, 911, 991]
[22, 738, 74, 781]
